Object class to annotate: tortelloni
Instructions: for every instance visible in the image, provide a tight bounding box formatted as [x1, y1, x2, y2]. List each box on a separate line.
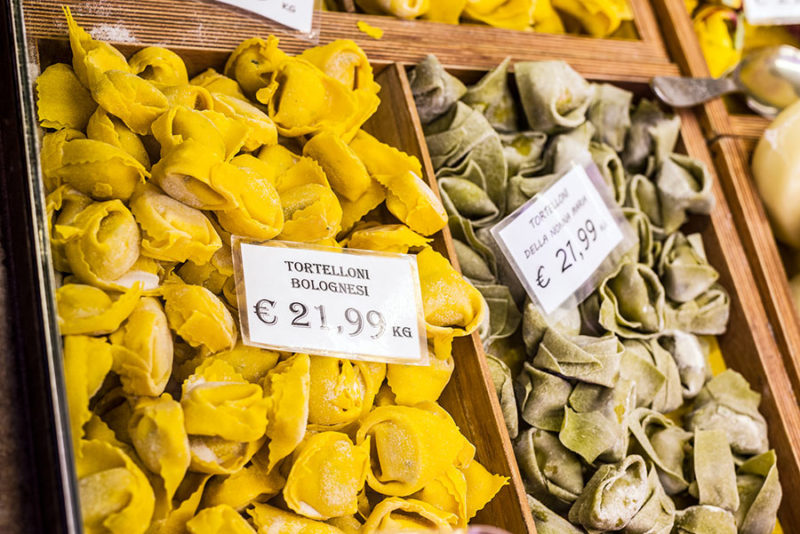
[307, 356, 384, 430]
[110, 296, 173, 397]
[43, 14, 506, 534]
[57, 199, 141, 288]
[409, 54, 779, 534]
[283, 432, 370, 520]
[355, 405, 477, 496]
[77, 439, 155, 534]
[130, 184, 222, 264]
[161, 278, 238, 353]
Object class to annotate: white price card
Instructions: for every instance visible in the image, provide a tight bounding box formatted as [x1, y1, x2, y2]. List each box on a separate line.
[216, 0, 316, 34]
[745, 0, 800, 25]
[491, 165, 635, 316]
[232, 239, 428, 364]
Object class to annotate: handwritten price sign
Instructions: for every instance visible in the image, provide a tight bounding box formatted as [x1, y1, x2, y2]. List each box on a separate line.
[232, 240, 427, 364]
[491, 165, 634, 315]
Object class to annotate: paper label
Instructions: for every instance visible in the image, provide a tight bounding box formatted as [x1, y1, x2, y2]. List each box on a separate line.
[491, 165, 633, 315]
[216, 0, 315, 33]
[232, 239, 428, 364]
[745, 0, 800, 25]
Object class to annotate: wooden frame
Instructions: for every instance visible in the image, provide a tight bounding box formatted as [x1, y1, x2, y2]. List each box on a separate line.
[429, 61, 800, 532]
[652, 0, 800, 396]
[16, 1, 800, 533]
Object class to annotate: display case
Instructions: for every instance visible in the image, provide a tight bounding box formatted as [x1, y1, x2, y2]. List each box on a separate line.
[3, 1, 800, 533]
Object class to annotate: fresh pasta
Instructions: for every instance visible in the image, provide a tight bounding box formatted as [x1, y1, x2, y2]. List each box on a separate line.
[40, 10, 503, 533]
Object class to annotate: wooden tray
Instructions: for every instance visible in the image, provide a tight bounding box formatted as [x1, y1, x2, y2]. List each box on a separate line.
[651, 0, 800, 396]
[330, 0, 674, 67]
[419, 62, 800, 532]
[20, 8, 535, 534]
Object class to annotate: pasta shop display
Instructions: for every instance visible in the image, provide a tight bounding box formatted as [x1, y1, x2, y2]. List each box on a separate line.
[410, 54, 783, 533]
[37, 8, 509, 533]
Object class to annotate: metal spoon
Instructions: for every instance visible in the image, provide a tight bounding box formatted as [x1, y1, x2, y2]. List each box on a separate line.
[652, 45, 800, 118]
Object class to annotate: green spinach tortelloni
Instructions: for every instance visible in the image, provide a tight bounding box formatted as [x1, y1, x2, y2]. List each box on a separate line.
[409, 53, 780, 534]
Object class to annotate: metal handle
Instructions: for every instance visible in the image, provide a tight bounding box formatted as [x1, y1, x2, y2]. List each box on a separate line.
[651, 76, 740, 108]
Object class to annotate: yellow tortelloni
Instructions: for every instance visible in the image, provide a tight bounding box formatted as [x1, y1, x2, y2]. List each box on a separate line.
[63, 335, 113, 457]
[308, 356, 386, 431]
[412, 458, 508, 528]
[355, 0, 431, 19]
[349, 130, 447, 236]
[57, 283, 142, 335]
[361, 497, 456, 533]
[386, 347, 454, 405]
[208, 342, 280, 383]
[63, 6, 129, 88]
[283, 432, 370, 520]
[128, 395, 191, 504]
[532, 0, 566, 34]
[161, 85, 216, 114]
[551, 0, 633, 37]
[298, 40, 380, 93]
[160, 277, 238, 353]
[260, 354, 311, 471]
[182, 359, 267, 476]
[186, 505, 257, 534]
[176, 240, 234, 298]
[150, 139, 233, 211]
[248, 503, 346, 534]
[55, 200, 141, 287]
[35, 63, 97, 131]
[462, 0, 536, 31]
[41, 130, 149, 200]
[224, 36, 289, 99]
[150, 472, 212, 534]
[181, 359, 269, 443]
[201, 446, 285, 511]
[188, 436, 264, 476]
[91, 69, 170, 135]
[77, 439, 156, 534]
[210, 93, 279, 152]
[212, 157, 284, 240]
[190, 69, 248, 101]
[345, 223, 431, 254]
[303, 131, 373, 202]
[86, 107, 151, 169]
[128, 46, 189, 87]
[47, 185, 93, 272]
[416, 246, 485, 359]
[257, 146, 343, 243]
[150, 106, 228, 160]
[422, 0, 468, 24]
[356, 404, 475, 496]
[110, 296, 174, 397]
[257, 57, 379, 141]
[130, 183, 222, 264]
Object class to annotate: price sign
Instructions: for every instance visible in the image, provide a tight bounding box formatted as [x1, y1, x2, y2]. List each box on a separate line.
[232, 239, 427, 364]
[491, 165, 634, 315]
[744, 0, 800, 25]
[216, 0, 316, 34]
